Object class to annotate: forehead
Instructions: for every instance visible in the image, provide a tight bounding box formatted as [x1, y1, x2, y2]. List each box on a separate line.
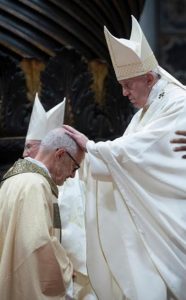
[25, 140, 40, 147]
[119, 74, 146, 86]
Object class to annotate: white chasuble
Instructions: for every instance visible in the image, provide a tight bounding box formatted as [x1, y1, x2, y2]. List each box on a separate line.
[83, 80, 186, 300]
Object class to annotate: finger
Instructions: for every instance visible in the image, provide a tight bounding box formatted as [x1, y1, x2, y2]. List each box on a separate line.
[175, 130, 186, 136]
[65, 131, 74, 137]
[65, 130, 82, 142]
[63, 125, 78, 134]
[63, 125, 74, 132]
[173, 146, 186, 151]
[64, 129, 78, 140]
[170, 138, 186, 143]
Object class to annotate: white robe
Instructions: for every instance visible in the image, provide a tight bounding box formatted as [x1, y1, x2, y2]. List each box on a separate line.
[0, 163, 73, 300]
[58, 174, 97, 299]
[83, 79, 186, 300]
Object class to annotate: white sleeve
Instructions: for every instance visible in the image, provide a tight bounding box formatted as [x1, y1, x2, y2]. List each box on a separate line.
[87, 141, 112, 181]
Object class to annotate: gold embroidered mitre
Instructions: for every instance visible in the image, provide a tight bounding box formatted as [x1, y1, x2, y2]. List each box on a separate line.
[104, 15, 158, 81]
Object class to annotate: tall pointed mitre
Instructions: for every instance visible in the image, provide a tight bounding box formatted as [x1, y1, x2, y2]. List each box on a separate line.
[104, 15, 158, 80]
[26, 93, 66, 140]
[104, 16, 185, 88]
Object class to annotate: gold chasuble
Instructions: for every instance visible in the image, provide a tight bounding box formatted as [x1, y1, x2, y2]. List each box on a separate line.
[0, 159, 73, 300]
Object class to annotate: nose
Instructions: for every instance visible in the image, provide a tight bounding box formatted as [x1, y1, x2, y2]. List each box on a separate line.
[23, 149, 29, 158]
[122, 87, 129, 97]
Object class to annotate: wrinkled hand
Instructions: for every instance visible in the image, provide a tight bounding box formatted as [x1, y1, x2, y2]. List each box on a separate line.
[63, 125, 89, 151]
[170, 130, 186, 158]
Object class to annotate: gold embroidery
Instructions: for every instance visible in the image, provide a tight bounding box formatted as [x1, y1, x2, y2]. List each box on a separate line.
[158, 91, 165, 99]
[53, 203, 61, 229]
[1, 159, 58, 197]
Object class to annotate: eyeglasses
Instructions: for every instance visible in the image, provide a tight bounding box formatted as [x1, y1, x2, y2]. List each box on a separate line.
[66, 151, 80, 172]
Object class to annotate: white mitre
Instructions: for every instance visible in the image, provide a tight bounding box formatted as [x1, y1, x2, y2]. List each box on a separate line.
[104, 15, 185, 88]
[26, 93, 66, 140]
[104, 15, 158, 80]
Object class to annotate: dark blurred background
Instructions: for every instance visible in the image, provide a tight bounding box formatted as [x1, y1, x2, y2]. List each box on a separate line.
[0, 0, 186, 175]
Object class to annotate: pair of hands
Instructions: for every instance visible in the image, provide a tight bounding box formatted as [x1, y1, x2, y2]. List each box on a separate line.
[63, 125, 89, 152]
[170, 130, 186, 159]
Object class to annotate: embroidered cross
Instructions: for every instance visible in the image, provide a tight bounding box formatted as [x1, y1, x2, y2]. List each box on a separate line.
[158, 92, 165, 99]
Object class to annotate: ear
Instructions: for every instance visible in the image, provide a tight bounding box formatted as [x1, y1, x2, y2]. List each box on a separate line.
[146, 72, 155, 87]
[55, 148, 65, 159]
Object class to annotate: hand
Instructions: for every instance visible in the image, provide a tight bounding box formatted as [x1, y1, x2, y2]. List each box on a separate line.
[63, 125, 89, 151]
[170, 130, 186, 158]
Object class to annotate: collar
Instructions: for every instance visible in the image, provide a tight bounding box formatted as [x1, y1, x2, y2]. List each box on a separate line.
[146, 78, 168, 107]
[25, 157, 51, 177]
[1, 159, 58, 198]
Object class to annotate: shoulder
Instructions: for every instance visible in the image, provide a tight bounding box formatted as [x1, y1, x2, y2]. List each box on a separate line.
[165, 83, 186, 98]
[159, 83, 186, 113]
[2, 172, 51, 196]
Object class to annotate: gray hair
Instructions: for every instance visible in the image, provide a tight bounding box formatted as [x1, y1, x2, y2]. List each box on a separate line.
[40, 127, 78, 156]
[150, 68, 161, 79]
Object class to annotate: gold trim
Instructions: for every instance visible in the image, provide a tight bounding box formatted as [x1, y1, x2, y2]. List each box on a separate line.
[1, 159, 58, 197]
[115, 54, 158, 80]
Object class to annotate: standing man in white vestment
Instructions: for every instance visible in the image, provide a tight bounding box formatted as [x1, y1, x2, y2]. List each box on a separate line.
[23, 94, 97, 300]
[0, 127, 85, 300]
[64, 16, 186, 300]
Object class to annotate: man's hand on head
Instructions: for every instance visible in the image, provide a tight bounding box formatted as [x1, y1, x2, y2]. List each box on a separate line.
[63, 125, 89, 152]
